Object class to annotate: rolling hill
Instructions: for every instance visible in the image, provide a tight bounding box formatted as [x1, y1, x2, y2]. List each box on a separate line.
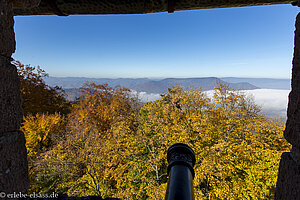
[220, 77, 291, 90]
[45, 76, 259, 101]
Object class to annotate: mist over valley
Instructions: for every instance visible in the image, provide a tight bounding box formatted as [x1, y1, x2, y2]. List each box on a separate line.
[45, 76, 291, 119]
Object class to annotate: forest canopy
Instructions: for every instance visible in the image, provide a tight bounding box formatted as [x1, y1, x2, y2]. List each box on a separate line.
[18, 62, 290, 199]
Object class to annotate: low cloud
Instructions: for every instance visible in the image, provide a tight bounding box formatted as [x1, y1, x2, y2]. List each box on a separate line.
[132, 89, 290, 118]
[205, 89, 289, 118]
[130, 90, 161, 102]
[242, 89, 289, 118]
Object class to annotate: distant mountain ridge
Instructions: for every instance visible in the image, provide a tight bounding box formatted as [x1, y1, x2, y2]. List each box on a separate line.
[45, 76, 259, 93]
[220, 77, 291, 90]
[44, 77, 151, 89]
[45, 76, 260, 101]
[134, 77, 258, 93]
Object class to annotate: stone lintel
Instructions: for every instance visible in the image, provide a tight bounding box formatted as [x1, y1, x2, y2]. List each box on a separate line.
[12, 0, 41, 9]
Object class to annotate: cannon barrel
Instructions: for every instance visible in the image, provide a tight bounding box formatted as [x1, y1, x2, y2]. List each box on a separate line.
[165, 143, 196, 200]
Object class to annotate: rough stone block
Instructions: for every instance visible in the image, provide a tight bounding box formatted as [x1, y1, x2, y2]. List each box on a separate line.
[13, 0, 41, 8]
[0, 0, 15, 58]
[0, 131, 29, 193]
[284, 12, 300, 150]
[275, 152, 300, 200]
[0, 56, 23, 135]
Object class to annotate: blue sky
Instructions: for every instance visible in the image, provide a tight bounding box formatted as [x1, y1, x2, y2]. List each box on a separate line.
[13, 4, 299, 78]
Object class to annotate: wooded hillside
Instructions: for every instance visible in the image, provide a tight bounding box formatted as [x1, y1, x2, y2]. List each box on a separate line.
[18, 62, 290, 199]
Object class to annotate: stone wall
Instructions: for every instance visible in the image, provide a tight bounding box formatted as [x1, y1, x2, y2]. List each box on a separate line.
[0, 0, 299, 197]
[0, 0, 40, 195]
[12, 0, 294, 16]
[0, 57, 22, 134]
[0, 0, 15, 58]
[275, 12, 300, 200]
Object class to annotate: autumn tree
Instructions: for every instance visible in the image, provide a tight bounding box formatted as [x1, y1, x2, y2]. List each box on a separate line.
[40, 83, 140, 197]
[126, 85, 290, 200]
[25, 82, 290, 200]
[14, 60, 71, 116]
[21, 113, 66, 193]
[15, 60, 71, 192]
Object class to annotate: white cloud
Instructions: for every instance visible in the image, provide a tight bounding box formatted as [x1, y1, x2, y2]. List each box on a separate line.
[206, 89, 290, 118]
[132, 89, 290, 118]
[130, 90, 161, 102]
[242, 89, 289, 118]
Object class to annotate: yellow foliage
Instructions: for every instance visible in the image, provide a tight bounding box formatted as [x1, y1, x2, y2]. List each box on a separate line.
[22, 113, 66, 193]
[22, 113, 65, 160]
[25, 84, 290, 199]
[128, 85, 289, 199]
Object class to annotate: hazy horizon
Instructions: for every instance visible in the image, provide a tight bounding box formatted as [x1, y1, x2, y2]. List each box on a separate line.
[45, 75, 291, 80]
[48, 75, 291, 119]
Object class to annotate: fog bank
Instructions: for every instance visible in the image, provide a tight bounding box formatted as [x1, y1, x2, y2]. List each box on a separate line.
[133, 89, 290, 118]
[243, 89, 289, 118]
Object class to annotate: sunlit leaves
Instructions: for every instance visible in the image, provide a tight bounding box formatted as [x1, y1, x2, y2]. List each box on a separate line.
[37, 83, 140, 197]
[135, 85, 289, 200]
[23, 82, 290, 199]
[22, 113, 66, 193]
[14, 60, 71, 116]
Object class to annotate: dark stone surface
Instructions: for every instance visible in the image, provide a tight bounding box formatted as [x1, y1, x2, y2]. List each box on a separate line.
[275, 12, 300, 200]
[275, 152, 300, 200]
[13, 0, 293, 16]
[0, 0, 29, 196]
[0, 0, 15, 58]
[285, 13, 300, 150]
[0, 56, 23, 135]
[0, 131, 29, 193]
[13, 0, 41, 8]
